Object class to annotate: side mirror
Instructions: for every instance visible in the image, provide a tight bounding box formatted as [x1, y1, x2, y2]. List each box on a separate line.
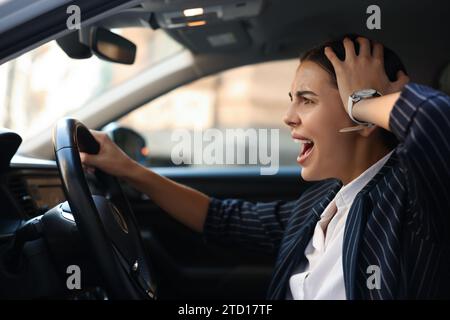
[102, 123, 147, 163]
[90, 27, 136, 65]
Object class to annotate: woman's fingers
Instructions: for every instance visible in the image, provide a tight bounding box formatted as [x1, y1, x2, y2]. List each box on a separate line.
[356, 37, 371, 57]
[372, 42, 384, 61]
[80, 152, 96, 175]
[324, 46, 341, 69]
[343, 37, 356, 61]
[80, 151, 103, 170]
[82, 163, 96, 175]
[80, 152, 95, 166]
[324, 38, 408, 113]
[390, 70, 410, 92]
[396, 70, 410, 84]
[89, 129, 103, 139]
[79, 152, 88, 164]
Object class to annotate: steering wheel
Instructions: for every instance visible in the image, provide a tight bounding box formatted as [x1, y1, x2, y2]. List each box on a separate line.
[53, 118, 156, 299]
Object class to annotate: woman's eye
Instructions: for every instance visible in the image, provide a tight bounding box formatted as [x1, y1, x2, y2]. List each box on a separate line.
[303, 98, 313, 105]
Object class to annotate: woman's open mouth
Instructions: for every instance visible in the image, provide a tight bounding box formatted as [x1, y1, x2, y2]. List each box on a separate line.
[296, 139, 315, 165]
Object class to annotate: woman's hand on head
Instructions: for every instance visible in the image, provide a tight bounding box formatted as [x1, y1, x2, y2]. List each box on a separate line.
[79, 130, 138, 178]
[324, 37, 410, 110]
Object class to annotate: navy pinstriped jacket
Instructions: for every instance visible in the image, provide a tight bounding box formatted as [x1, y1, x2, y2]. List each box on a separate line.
[203, 83, 450, 299]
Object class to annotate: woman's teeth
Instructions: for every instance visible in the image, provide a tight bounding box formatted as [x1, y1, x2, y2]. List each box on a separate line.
[293, 139, 314, 145]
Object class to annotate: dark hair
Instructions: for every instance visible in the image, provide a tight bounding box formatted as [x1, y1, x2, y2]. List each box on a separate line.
[300, 34, 406, 150]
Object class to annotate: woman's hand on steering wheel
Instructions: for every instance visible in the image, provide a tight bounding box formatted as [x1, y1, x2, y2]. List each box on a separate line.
[79, 130, 138, 179]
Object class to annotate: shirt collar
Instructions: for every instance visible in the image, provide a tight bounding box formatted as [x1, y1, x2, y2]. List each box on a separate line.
[334, 150, 394, 210]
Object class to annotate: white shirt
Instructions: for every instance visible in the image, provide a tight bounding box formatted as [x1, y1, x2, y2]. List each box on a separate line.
[288, 150, 393, 300]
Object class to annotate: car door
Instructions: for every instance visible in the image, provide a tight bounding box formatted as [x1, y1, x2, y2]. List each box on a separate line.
[107, 58, 313, 299]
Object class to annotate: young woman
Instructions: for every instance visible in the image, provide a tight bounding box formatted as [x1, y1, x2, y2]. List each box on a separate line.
[80, 35, 450, 299]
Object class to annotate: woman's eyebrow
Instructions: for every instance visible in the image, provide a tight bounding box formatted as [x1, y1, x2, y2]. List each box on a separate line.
[289, 90, 318, 101]
[296, 90, 317, 97]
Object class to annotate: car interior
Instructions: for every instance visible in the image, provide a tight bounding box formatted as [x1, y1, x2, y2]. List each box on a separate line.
[0, 0, 449, 300]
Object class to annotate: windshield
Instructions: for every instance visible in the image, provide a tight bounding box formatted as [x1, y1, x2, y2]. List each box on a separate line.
[0, 27, 183, 141]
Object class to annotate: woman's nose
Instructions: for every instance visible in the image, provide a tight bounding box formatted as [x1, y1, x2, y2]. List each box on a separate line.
[284, 104, 301, 128]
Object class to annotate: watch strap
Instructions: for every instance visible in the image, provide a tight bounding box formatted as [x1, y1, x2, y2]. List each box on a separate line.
[347, 90, 381, 126]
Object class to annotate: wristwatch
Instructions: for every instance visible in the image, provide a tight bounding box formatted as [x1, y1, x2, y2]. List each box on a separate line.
[347, 89, 382, 126]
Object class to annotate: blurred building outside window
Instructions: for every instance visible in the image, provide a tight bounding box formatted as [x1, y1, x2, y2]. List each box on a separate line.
[0, 28, 183, 141]
[117, 59, 301, 168]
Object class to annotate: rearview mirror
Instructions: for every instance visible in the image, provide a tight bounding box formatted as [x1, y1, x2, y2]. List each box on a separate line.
[90, 27, 136, 65]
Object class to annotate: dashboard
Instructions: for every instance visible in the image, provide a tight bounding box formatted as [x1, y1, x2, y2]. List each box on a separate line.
[5, 167, 65, 216]
[23, 176, 65, 213]
[0, 153, 65, 235]
[0, 130, 109, 299]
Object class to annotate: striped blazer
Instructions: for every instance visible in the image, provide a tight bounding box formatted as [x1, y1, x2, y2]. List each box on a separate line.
[203, 83, 450, 299]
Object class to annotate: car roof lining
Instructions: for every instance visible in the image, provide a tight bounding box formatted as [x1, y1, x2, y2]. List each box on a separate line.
[96, 0, 450, 88]
[173, 0, 450, 88]
[1, 0, 449, 89]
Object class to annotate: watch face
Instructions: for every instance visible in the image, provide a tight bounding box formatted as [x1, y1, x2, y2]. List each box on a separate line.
[355, 89, 378, 97]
